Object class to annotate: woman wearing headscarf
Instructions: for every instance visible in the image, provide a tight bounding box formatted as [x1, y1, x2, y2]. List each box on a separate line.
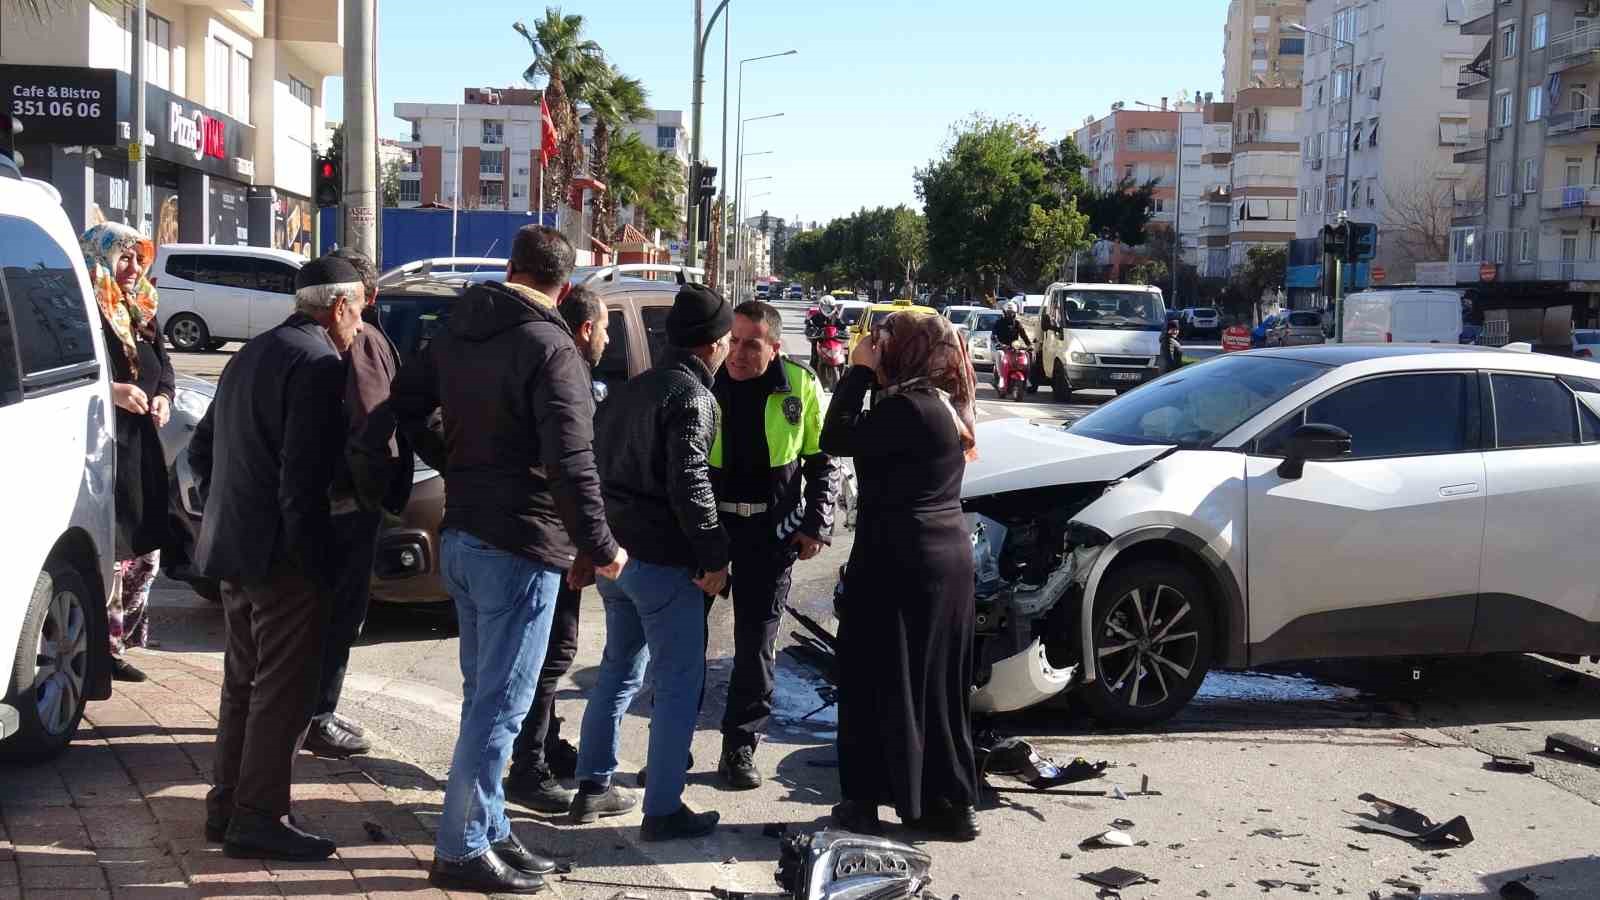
[820, 311, 981, 841]
[83, 223, 175, 683]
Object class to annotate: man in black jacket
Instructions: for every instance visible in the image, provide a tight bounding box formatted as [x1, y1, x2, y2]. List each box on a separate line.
[189, 256, 368, 862]
[575, 284, 731, 844]
[393, 226, 626, 895]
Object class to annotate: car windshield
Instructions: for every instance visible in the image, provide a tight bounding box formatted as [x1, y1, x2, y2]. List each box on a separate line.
[1288, 312, 1321, 327]
[946, 308, 973, 325]
[1060, 290, 1166, 331]
[1577, 331, 1600, 345]
[1068, 355, 1329, 449]
[839, 306, 866, 326]
[970, 312, 1002, 333]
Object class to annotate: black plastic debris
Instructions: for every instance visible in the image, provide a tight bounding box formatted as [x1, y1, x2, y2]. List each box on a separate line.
[1544, 733, 1600, 767]
[1352, 793, 1474, 848]
[1081, 867, 1150, 889]
[1500, 879, 1539, 899]
[1258, 878, 1316, 892]
[1487, 755, 1536, 774]
[1109, 818, 1136, 830]
[361, 819, 387, 842]
[1290, 860, 1322, 867]
[978, 736, 1108, 788]
[1250, 827, 1305, 840]
[1384, 876, 1423, 894]
[1346, 843, 1371, 852]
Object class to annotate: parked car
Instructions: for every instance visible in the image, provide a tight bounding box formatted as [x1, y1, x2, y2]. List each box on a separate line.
[1573, 329, 1600, 359]
[941, 305, 986, 335]
[153, 244, 308, 351]
[1035, 283, 1168, 400]
[1251, 314, 1281, 348]
[785, 285, 805, 301]
[0, 156, 116, 759]
[1181, 307, 1220, 339]
[936, 344, 1600, 725]
[846, 301, 940, 355]
[964, 310, 1004, 371]
[1268, 310, 1326, 347]
[1341, 288, 1463, 344]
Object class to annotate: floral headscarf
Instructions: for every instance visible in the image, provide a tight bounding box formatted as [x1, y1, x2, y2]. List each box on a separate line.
[81, 223, 158, 378]
[877, 312, 979, 461]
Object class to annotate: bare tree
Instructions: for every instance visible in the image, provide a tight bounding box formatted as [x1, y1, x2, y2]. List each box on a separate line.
[1382, 163, 1479, 275]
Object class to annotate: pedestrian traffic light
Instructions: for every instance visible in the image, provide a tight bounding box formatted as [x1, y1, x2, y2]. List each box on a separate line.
[314, 155, 340, 208]
[695, 163, 717, 202]
[1345, 221, 1378, 264]
[1322, 223, 1347, 259]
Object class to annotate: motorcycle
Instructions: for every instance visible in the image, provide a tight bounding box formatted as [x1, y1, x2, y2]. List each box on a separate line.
[807, 317, 847, 391]
[995, 343, 1031, 402]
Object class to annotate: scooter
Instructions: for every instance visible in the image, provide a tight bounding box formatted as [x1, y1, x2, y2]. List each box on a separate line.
[807, 318, 847, 391]
[995, 343, 1031, 402]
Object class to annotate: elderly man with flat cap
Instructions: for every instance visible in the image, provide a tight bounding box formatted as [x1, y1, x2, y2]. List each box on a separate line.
[188, 255, 369, 861]
[575, 283, 734, 843]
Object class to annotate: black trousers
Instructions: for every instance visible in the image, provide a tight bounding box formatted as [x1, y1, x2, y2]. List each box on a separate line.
[717, 516, 797, 750]
[508, 579, 581, 778]
[208, 563, 329, 821]
[315, 508, 382, 720]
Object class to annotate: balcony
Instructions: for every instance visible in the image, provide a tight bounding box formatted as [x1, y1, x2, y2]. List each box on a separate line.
[1540, 184, 1600, 216]
[1546, 107, 1600, 144]
[1458, 45, 1492, 99]
[1549, 25, 1600, 74]
[1234, 129, 1299, 147]
[1538, 259, 1600, 282]
[1454, 128, 1492, 163]
[1456, 0, 1497, 36]
[1452, 199, 1485, 223]
[275, 0, 344, 76]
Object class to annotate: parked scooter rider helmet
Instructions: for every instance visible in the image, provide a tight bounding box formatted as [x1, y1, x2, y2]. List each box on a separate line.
[820, 296, 842, 318]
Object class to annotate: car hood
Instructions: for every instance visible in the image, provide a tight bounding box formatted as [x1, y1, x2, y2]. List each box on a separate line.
[962, 418, 1173, 498]
[1064, 328, 1160, 355]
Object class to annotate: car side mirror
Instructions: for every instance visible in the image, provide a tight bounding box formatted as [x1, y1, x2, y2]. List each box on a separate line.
[1277, 423, 1352, 480]
[591, 380, 609, 405]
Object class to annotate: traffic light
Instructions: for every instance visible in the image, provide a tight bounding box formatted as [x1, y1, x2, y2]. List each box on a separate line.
[693, 162, 717, 243]
[1345, 221, 1378, 264]
[1321, 222, 1347, 259]
[314, 155, 340, 208]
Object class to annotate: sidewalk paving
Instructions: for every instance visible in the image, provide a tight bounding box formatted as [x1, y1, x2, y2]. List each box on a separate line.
[0, 652, 542, 900]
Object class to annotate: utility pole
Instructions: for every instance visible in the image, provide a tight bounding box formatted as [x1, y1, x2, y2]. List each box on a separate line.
[342, 0, 378, 259]
[687, 0, 732, 267]
[718, 7, 730, 287]
[129, 0, 147, 233]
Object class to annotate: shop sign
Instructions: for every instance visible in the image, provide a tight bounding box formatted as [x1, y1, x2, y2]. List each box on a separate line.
[0, 64, 118, 146]
[168, 102, 226, 162]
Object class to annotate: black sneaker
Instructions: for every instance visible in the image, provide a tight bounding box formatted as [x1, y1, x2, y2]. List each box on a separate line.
[111, 657, 147, 683]
[567, 784, 639, 825]
[303, 716, 372, 757]
[718, 745, 762, 791]
[428, 848, 545, 894]
[640, 804, 720, 842]
[504, 773, 576, 815]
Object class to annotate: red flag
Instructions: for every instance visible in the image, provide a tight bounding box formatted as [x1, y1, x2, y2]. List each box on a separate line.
[539, 96, 558, 168]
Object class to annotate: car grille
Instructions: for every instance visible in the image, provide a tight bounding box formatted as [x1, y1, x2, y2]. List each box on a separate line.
[1098, 355, 1151, 367]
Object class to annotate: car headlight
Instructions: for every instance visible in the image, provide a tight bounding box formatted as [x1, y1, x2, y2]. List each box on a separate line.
[173, 387, 213, 418]
[1070, 351, 1096, 365]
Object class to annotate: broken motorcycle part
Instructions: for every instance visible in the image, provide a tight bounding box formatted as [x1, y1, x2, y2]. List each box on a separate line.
[774, 830, 933, 900]
[976, 737, 1106, 788]
[1486, 755, 1535, 774]
[1080, 830, 1135, 849]
[559, 876, 752, 898]
[1352, 794, 1474, 848]
[1080, 867, 1150, 890]
[1544, 732, 1600, 767]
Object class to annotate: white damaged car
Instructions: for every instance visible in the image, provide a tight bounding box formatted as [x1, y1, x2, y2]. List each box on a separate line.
[945, 345, 1600, 726]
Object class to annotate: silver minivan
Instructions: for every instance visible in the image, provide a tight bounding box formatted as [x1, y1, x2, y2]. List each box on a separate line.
[0, 157, 116, 759]
[153, 244, 306, 351]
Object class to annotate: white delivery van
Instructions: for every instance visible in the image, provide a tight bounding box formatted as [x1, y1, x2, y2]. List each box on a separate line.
[1341, 289, 1463, 344]
[1036, 282, 1168, 400]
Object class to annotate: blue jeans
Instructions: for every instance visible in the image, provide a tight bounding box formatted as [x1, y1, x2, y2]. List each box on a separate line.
[435, 530, 560, 863]
[577, 560, 707, 818]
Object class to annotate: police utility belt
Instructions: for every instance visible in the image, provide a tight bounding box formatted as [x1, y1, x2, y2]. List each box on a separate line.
[718, 501, 769, 518]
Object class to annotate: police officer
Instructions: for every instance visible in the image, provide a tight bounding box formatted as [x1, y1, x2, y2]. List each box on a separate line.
[709, 300, 838, 789]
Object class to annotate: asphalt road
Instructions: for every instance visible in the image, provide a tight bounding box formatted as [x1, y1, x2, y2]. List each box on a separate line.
[154, 336, 1600, 899]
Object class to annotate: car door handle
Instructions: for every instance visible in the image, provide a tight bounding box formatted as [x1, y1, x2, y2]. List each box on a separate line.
[1438, 483, 1481, 497]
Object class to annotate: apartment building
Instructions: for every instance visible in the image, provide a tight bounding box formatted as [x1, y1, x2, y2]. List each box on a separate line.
[1438, 0, 1600, 335]
[1075, 101, 1198, 282]
[0, 0, 341, 256]
[1294, 0, 1486, 296]
[394, 88, 689, 238]
[1230, 87, 1302, 278]
[1223, 0, 1309, 100]
[1198, 102, 1236, 279]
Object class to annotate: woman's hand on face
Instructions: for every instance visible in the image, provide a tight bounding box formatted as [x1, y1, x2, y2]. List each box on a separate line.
[112, 383, 150, 415]
[851, 333, 881, 371]
[149, 394, 171, 428]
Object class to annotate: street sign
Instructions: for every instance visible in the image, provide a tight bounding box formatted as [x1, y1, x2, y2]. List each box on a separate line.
[1370, 264, 1386, 284]
[1222, 325, 1251, 352]
[126, 143, 141, 162]
[1479, 262, 1498, 282]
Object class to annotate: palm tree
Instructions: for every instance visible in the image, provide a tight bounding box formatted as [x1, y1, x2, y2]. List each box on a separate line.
[513, 8, 603, 216]
[607, 132, 686, 236]
[583, 65, 651, 240]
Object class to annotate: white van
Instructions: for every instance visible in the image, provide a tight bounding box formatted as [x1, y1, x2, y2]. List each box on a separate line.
[1036, 283, 1168, 400]
[0, 157, 116, 759]
[1341, 288, 1463, 345]
[152, 244, 306, 351]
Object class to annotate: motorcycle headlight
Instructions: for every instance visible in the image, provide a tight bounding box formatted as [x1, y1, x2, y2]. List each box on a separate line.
[1070, 351, 1096, 365]
[173, 386, 213, 419]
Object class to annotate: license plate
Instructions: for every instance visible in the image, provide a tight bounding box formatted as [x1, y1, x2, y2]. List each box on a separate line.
[1109, 372, 1142, 382]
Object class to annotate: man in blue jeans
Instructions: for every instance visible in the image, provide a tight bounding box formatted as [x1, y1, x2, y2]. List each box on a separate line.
[580, 284, 733, 842]
[394, 226, 626, 894]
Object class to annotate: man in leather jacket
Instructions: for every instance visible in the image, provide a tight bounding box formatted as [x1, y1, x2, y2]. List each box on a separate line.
[578, 283, 733, 843]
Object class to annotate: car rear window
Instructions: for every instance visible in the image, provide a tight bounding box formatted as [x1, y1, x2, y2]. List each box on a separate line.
[1288, 312, 1321, 327]
[1492, 374, 1578, 448]
[0, 213, 97, 390]
[1576, 331, 1600, 345]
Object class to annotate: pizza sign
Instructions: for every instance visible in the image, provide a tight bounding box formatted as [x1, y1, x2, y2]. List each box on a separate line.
[168, 102, 226, 162]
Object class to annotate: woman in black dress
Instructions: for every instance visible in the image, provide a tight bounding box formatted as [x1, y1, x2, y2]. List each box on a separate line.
[820, 311, 981, 840]
[82, 223, 175, 684]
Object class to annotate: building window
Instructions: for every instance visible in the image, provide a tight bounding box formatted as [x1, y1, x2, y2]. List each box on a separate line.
[1496, 160, 1512, 196]
[231, 51, 251, 124]
[1523, 158, 1539, 193]
[1451, 226, 1478, 262]
[1369, 118, 1380, 147]
[288, 77, 313, 144]
[482, 120, 504, 145]
[1502, 23, 1518, 60]
[478, 181, 504, 207]
[1532, 13, 1548, 51]
[1367, 179, 1377, 208]
[1315, 82, 1325, 106]
[656, 126, 677, 150]
[398, 180, 421, 203]
[1497, 90, 1514, 127]
[1521, 229, 1535, 263]
[480, 154, 504, 175]
[146, 13, 171, 91]
[511, 183, 526, 199]
[1527, 85, 1544, 121]
[1572, 84, 1590, 113]
[207, 37, 231, 111]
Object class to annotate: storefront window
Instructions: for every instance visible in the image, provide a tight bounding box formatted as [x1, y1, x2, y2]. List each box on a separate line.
[209, 179, 249, 246]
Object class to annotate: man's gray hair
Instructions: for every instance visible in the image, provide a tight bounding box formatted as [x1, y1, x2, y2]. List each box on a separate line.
[295, 281, 363, 315]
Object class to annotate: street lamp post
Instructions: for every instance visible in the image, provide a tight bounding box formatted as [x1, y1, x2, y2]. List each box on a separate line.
[1292, 22, 1356, 341]
[728, 51, 797, 288]
[734, 149, 773, 279]
[736, 173, 775, 295]
[733, 114, 782, 293]
[687, 0, 734, 266]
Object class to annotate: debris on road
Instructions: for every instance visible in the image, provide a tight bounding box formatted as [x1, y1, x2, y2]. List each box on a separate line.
[1544, 732, 1600, 767]
[1346, 843, 1371, 852]
[1080, 866, 1151, 890]
[1250, 827, 1305, 840]
[361, 819, 387, 842]
[1080, 830, 1136, 849]
[1351, 793, 1474, 848]
[976, 735, 1108, 788]
[1109, 818, 1136, 830]
[1383, 876, 1423, 893]
[1258, 878, 1316, 892]
[1486, 755, 1536, 774]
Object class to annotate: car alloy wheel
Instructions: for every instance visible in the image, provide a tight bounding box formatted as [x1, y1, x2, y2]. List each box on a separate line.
[4, 562, 98, 760]
[1080, 561, 1212, 726]
[166, 314, 210, 352]
[33, 579, 88, 736]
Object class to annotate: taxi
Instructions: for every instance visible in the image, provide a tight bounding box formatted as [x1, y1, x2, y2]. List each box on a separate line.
[846, 299, 940, 355]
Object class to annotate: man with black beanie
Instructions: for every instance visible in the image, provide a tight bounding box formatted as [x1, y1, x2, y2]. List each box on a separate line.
[575, 283, 732, 843]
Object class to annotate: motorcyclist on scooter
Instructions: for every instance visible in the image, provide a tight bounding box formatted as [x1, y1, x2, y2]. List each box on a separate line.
[993, 300, 1032, 352]
[807, 296, 844, 369]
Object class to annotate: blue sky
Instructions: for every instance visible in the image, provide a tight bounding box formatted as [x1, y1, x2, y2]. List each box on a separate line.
[336, 0, 1227, 226]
